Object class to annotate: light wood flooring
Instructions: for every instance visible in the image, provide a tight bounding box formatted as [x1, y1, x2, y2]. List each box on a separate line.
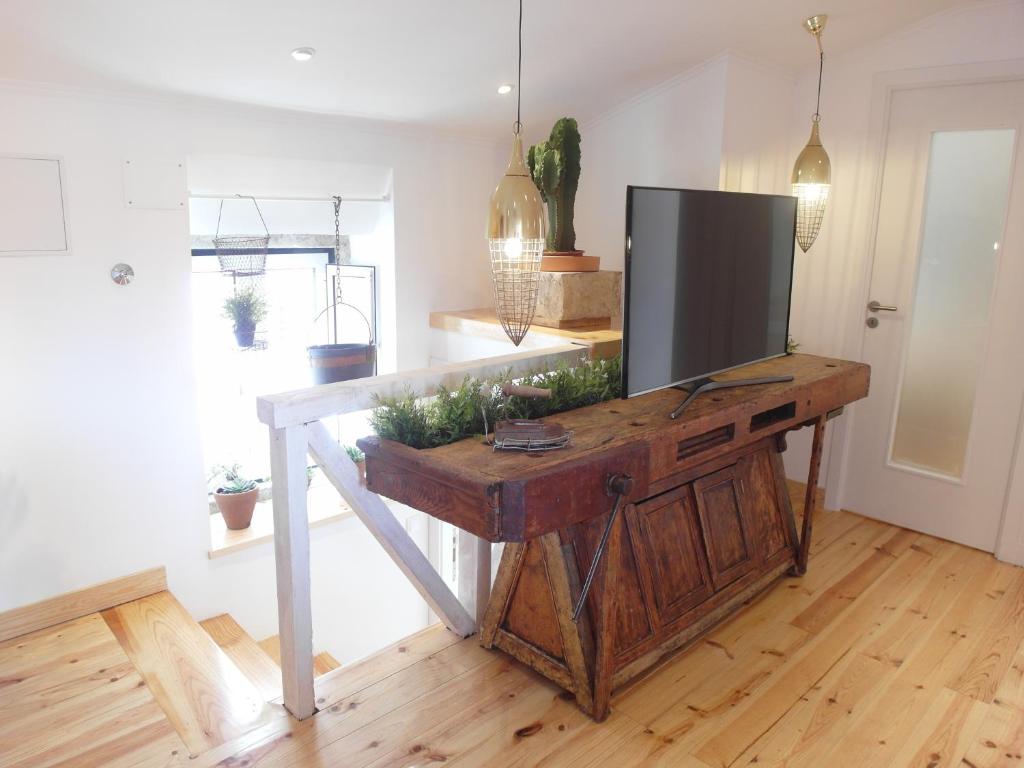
[3, 486, 1024, 767]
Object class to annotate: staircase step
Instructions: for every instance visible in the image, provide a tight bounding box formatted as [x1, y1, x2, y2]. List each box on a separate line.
[315, 650, 341, 676]
[258, 634, 342, 677]
[257, 634, 280, 663]
[200, 614, 282, 701]
[102, 591, 285, 757]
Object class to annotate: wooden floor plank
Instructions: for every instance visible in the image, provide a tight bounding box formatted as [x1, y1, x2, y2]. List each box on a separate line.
[731, 652, 897, 767]
[310, 622, 464, 709]
[0, 614, 188, 768]
[102, 592, 286, 757]
[961, 699, 1024, 768]
[693, 535, 940, 767]
[5, 505, 1023, 768]
[201, 634, 495, 768]
[789, 528, 920, 634]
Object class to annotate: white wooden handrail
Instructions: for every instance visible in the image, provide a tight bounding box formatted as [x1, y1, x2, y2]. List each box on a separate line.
[257, 343, 586, 427]
[254, 342, 591, 719]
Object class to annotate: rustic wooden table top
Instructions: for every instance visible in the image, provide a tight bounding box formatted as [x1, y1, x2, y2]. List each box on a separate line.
[359, 354, 870, 541]
[378, 353, 866, 480]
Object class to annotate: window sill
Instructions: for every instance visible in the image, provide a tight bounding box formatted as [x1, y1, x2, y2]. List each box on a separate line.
[208, 484, 354, 559]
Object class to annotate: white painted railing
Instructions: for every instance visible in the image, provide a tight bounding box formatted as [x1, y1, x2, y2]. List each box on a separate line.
[256, 343, 588, 719]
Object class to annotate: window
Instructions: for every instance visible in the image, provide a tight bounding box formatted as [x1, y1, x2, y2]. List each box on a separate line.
[191, 249, 376, 482]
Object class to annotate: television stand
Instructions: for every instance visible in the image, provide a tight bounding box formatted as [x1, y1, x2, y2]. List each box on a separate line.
[669, 374, 795, 419]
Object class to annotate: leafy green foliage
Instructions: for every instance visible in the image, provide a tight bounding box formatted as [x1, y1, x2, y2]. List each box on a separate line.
[222, 287, 268, 329]
[370, 355, 622, 450]
[527, 117, 582, 252]
[344, 445, 365, 463]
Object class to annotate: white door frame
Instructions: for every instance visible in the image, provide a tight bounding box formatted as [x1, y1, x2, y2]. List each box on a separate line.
[824, 58, 1024, 564]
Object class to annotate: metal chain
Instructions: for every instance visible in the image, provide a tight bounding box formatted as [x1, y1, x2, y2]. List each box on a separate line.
[332, 196, 343, 305]
[333, 195, 342, 254]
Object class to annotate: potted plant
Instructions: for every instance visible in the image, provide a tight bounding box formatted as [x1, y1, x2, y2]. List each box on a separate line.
[212, 464, 259, 530]
[527, 117, 583, 258]
[345, 445, 366, 484]
[223, 287, 268, 348]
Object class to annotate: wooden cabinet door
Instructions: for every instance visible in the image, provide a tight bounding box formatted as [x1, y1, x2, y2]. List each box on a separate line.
[692, 466, 756, 589]
[629, 486, 715, 626]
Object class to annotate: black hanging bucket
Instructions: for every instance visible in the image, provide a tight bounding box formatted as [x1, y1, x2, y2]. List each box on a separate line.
[308, 343, 376, 385]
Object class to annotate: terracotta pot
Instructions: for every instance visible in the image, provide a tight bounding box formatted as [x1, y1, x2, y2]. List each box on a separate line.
[356, 460, 366, 486]
[214, 487, 259, 530]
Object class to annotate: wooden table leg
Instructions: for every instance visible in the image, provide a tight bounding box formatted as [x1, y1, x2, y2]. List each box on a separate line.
[478, 542, 524, 648]
[797, 416, 827, 575]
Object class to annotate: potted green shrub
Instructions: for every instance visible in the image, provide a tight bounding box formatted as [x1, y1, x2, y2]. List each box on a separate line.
[223, 287, 268, 348]
[344, 445, 366, 484]
[212, 465, 259, 530]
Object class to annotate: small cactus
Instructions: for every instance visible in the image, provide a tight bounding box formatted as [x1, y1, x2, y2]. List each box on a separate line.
[527, 117, 582, 253]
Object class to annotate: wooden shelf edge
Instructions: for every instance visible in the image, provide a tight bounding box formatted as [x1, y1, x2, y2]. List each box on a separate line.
[208, 485, 355, 559]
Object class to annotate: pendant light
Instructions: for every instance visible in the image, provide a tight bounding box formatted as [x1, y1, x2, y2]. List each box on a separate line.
[791, 14, 831, 253]
[486, 0, 546, 347]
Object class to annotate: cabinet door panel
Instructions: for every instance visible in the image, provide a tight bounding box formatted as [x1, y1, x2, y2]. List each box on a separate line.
[631, 488, 714, 625]
[693, 466, 755, 589]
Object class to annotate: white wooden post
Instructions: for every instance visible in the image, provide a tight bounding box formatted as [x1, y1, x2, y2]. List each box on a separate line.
[457, 532, 492, 627]
[268, 424, 316, 719]
[306, 420, 476, 637]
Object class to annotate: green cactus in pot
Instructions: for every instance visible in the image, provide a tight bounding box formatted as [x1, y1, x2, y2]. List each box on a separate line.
[527, 117, 582, 253]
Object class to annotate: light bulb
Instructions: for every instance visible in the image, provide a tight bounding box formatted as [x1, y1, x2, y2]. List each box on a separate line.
[503, 237, 523, 260]
[793, 183, 829, 203]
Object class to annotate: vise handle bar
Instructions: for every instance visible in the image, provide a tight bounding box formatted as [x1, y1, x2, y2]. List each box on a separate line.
[571, 473, 634, 622]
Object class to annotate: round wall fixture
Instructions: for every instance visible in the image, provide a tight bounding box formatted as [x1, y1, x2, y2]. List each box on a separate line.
[291, 47, 316, 62]
[111, 263, 135, 285]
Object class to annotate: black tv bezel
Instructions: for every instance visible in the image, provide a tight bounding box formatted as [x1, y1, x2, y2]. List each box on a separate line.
[621, 185, 797, 400]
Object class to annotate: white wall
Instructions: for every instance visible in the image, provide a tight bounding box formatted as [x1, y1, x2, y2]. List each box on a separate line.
[574, 55, 729, 273]
[0, 81, 499, 663]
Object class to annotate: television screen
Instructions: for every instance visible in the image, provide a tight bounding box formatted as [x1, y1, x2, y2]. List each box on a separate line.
[622, 186, 796, 398]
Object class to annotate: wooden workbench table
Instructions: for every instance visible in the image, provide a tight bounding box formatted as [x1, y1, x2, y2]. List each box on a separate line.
[358, 354, 870, 720]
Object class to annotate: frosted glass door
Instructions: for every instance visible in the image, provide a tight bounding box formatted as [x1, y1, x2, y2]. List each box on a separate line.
[843, 78, 1024, 553]
[890, 130, 1016, 478]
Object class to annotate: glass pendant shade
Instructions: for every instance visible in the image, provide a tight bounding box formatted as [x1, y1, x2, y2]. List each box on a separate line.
[487, 133, 547, 346]
[791, 117, 832, 253]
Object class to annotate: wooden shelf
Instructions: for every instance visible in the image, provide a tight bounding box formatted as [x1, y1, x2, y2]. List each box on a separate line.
[430, 308, 622, 360]
[208, 484, 354, 558]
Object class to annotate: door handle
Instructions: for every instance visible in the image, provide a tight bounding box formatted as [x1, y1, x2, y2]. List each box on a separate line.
[867, 300, 898, 312]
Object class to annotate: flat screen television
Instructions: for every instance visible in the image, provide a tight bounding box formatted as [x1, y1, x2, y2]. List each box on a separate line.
[622, 186, 797, 412]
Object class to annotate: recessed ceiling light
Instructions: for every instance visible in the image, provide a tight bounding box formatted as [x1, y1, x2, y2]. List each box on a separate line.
[291, 47, 316, 62]
[497, 83, 514, 95]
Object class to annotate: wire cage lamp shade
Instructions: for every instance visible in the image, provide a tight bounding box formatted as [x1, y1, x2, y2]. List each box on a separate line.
[213, 197, 270, 277]
[487, 134, 546, 346]
[486, 0, 546, 347]
[792, 117, 831, 252]
[791, 14, 832, 253]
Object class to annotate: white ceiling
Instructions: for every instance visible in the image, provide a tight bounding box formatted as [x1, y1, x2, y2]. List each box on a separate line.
[0, 0, 983, 135]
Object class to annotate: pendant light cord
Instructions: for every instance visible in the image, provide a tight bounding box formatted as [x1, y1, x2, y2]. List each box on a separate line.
[514, 0, 523, 134]
[813, 44, 824, 121]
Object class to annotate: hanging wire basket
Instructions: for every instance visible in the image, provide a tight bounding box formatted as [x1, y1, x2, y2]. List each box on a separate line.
[213, 196, 270, 277]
